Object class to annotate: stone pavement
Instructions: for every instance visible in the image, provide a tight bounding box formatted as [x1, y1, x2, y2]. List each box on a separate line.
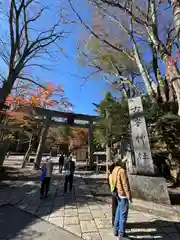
[0, 205, 81, 240]
[1, 162, 180, 240]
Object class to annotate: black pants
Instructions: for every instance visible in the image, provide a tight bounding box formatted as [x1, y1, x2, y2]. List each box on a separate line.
[40, 177, 51, 197]
[59, 164, 63, 173]
[112, 195, 118, 226]
[64, 174, 73, 193]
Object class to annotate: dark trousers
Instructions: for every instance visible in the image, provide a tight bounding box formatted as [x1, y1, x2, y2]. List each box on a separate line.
[59, 164, 63, 173]
[64, 174, 73, 193]
[112, 195, 118, 226]
[40, 177, 51, 197]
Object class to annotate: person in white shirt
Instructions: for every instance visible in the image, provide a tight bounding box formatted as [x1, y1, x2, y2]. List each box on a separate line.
[40, 157, 53, 199]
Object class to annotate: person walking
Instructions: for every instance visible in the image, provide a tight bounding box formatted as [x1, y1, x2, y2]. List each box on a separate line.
[108, 163, 118, 227]
[59, 153, 64, 173]
[64, 154, 75, 194]
[40, 157, 53, 199]
[112, 157, 132, 239]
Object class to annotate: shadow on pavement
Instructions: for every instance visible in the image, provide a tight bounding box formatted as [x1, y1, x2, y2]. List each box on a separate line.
[1, 162, 180, 240]
[126, 221, 180, 240]
[168, 191, 180, 205]
[0, 204, 81, 240]
[0, 171, 105, 239]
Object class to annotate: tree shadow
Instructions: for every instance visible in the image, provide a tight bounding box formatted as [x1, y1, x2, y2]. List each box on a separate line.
[0, 205, 44, 239]
[169, 191, 180, 205]
[0, 203, 82, 240]
[0, 171, 105, 240]
[1, 162, 180, 240]
[126, 221, 180, 240]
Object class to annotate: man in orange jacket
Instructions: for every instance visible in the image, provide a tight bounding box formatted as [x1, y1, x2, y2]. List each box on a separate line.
[111, 157, 132, 238]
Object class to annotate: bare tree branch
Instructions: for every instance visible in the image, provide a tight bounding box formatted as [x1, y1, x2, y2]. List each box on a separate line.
[24, 63, 52, 71]
[90, 0, 148, 25]
[70, 68, 102, 87]
[68, 0, 134, 60]
[0, 0, 70, 109]
[18, 76, 46, 89]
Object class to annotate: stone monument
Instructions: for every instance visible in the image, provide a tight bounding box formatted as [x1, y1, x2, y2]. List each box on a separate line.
[120, 137, 136, 174]
[127, 96, 170, 205]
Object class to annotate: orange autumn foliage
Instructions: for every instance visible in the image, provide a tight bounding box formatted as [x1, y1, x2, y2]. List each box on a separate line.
[6, 82, 72, 121]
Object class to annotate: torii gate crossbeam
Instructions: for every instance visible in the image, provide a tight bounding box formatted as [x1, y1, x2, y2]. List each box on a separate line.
[23, 106, 97, 168]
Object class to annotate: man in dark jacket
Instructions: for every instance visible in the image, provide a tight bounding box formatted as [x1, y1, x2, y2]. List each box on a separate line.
[64, 154, 75, 194]
[59, 153, 64, 173]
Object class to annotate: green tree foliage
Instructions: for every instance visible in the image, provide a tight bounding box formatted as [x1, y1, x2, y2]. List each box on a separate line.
[93, 92, 129, 147]
[78, 35, 143, 96]
[70, 0, 180, 108]
[79, 36, 138, 77]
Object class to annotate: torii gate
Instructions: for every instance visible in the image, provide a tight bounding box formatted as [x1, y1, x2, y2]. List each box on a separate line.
[23, 106, 97, 168]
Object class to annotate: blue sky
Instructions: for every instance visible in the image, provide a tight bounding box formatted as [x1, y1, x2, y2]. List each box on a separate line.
[0, 0, 109, 116]
[33, 0, 110, 115]
[0, 1, 172, 116]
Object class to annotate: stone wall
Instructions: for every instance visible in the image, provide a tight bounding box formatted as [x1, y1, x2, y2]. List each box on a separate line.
[128, 174, 171, 205]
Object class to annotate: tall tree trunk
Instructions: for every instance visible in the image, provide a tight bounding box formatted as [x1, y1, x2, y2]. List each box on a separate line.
[21, 132, 34, 168]
[171, 0, 180, 47]
[34, 117, 51, 169]
[0, 115, 10, 169]
[0, 115, 9, 142]
[0, 139, 10, 169]
[129, 0, 157, 96]
[166, 61, 180, 116]
[169, 1, 180, 113]
[168, 65, 180, 116]
[147, 0, 180, 112]
[164, 78, 175, 104]
[157, 77, 175, 112]
[0, 72, 16, 111]
[105, 109, 112, 177]
[106, 142, 111, 177]
[171, 78, 180, 116]
[131, 35, 156, 96]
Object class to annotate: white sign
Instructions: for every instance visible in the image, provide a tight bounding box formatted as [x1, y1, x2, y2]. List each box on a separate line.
[128, 97, 154, 175]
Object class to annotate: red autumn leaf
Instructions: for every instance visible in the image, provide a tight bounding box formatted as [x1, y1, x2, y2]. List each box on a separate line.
[6, 81, 72, 122]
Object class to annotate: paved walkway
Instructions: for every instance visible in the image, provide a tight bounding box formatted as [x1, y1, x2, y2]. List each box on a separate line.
[0, 205, 81, 240]
[1, 161, 180, 240]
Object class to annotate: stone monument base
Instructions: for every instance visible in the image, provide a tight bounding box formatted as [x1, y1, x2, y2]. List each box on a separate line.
[128, 174, 170, 205]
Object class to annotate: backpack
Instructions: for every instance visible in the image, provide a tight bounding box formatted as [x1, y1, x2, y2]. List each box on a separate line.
[40, 164, 46, 181]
